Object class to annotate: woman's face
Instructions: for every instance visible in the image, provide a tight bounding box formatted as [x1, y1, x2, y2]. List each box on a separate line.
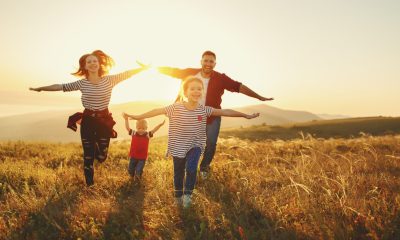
[84, 55, 100, 74]
[185, 81, 203, 102]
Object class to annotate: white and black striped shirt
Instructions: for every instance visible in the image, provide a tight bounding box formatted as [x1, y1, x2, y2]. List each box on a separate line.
[62, 71, 135, 111]
[165, 102, 213, 158]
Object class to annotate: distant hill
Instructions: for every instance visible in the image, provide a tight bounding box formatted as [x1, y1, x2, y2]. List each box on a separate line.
[0, 102, 321, 142]
[317, 113, 351, 120]
[220, 116, 400, 141]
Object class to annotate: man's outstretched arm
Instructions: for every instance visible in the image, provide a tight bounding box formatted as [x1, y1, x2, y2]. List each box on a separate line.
[239, 84, 274, 101]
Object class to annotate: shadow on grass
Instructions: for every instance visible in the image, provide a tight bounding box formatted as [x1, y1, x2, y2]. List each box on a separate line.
[102, 179, 145, 239]
[175, 203, 213, 240]
[202, 177, 310, 239]
[9, 185, 81, 240]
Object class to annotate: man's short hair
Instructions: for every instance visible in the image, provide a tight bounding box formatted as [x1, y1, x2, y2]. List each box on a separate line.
[202, 50, 216, 59]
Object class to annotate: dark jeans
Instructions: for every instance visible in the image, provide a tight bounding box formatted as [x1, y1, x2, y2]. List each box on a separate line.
[199, 117, 221, 172]
[173, 147, 202, 197]
[128, 158, 146, 177]
[80, 115, 110, 186]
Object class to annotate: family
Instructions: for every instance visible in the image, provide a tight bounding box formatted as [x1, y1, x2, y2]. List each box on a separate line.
[29, 50, 273, 208]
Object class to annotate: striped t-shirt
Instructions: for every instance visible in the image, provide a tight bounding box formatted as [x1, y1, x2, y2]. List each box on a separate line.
[62, 71, 136, 111]
[165, 102, 213, 158]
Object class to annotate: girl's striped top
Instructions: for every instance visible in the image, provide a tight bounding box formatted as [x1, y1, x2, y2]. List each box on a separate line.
[62, 71, 136, 111]
[164, 102, 213, 158]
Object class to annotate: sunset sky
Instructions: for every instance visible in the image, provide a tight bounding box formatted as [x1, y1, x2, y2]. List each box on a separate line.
[0, 0, 399, 117]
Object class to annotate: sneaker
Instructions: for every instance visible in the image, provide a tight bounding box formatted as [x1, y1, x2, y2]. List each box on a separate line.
[175, 196, 183, 206]
[182, 194, 192, 208]
[200, 171, 208, 180]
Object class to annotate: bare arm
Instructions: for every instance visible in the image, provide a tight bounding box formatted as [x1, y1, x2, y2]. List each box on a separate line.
[211, 109, 260, 119]
[122, 113, 131, 132]
[239, 84, 274, 101]
[150, 120, 166, 134]
[110, 65, 150, 85]
[29, 84, 63, 92]
[124, 108, 166, 120]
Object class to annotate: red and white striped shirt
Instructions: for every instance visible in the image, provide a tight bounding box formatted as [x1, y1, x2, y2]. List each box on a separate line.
[165, 102, 213, 158]
[62, 71, 136, 111]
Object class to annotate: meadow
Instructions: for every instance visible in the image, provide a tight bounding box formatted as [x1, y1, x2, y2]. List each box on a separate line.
[0, 131, 399, 239]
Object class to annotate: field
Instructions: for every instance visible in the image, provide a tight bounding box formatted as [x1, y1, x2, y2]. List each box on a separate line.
[0, 131, 400, 239]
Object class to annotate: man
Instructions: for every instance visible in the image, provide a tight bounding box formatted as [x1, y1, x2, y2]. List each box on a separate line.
[158, 50, 273, 179]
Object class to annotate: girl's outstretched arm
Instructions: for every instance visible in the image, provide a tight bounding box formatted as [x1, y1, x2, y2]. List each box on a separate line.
[124, 108, 166, 120]
[29, 84, 63, 92]
[211, 109, 260, 119]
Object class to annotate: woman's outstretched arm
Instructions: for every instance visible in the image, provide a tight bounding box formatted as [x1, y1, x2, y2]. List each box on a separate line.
[29, 84, 63, 92]
[109, 63, 150, 85]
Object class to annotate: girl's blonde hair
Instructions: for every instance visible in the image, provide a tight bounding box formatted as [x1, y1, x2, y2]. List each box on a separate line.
[177, 76, 204, 102]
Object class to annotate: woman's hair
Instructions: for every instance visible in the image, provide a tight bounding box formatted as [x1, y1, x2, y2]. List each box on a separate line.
[177, 76, 204, 102]
[71, 50, 115, 78]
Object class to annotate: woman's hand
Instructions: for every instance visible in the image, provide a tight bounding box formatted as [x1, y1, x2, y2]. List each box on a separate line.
[136, 61, 151, 70]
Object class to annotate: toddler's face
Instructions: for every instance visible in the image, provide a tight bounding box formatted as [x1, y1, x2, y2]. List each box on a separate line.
[136, 121, 148, 132]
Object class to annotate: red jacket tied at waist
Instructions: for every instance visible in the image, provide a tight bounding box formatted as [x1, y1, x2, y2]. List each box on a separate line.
[67, 109, 118, 138]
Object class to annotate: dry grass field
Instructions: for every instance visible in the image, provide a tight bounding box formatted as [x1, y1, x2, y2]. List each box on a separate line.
[0, 132, 399, 239]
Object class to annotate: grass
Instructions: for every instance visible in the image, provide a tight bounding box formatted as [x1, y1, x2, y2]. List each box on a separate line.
[0, 133, 399, 239]
[220, 116, 400, 141]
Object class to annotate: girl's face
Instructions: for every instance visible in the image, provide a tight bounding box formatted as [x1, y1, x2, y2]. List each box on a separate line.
[85, 55, 100, 74]
[184, 81, 203, 102]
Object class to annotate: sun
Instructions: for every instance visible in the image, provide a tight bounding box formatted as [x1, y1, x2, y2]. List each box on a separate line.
[110, 66, 181, 105]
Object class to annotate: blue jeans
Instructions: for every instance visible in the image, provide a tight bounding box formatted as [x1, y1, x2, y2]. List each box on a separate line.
[128, 158, 146, 177]
[199, 117, 221, 172]
[173, 147, 202, 197]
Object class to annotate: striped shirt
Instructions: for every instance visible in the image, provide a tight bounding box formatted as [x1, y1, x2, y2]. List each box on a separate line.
[165, 102, 213, 158]
[62, 71, 136, 111]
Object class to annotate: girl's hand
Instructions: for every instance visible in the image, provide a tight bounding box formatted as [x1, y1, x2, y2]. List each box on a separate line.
[122, 112, 129, 120]
[29, 87, 41, 92]
[246, 113, 260, 119]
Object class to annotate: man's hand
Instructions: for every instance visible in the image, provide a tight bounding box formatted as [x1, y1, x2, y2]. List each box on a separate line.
[259, 96, 274, 101]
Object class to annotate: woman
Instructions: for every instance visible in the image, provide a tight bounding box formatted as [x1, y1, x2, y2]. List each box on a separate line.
[30, 50, 148, 186]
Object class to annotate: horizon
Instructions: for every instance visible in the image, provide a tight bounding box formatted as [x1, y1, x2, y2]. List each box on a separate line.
[1, 99, 398, 119]
[1, 0, 400, 118]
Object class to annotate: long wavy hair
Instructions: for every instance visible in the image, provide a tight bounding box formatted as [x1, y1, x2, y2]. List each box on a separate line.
[71, 50, 115, 78]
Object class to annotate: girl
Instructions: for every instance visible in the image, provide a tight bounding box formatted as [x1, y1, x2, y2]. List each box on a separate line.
[30, 50, 148, 186]
[123, 76, 259, 208]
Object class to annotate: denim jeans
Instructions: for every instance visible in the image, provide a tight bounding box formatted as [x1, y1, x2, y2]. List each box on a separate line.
[128, 158, 146, 177]
[199, 117, 221, 172]
[80, 115, 111, 186]
[173, 147, 202, 197]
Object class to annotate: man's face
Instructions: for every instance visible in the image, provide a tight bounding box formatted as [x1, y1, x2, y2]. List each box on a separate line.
[200, 55, 216, 74]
